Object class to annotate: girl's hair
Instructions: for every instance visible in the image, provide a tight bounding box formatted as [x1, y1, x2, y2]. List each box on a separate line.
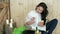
[36, 2, 48, 24]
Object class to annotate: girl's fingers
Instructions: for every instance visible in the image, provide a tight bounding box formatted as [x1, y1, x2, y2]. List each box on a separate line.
[38, 22, 44, 26]
[31, 17, 35, 20]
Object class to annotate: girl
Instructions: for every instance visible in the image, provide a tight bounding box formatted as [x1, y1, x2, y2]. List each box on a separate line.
[24, 2, 58, 34]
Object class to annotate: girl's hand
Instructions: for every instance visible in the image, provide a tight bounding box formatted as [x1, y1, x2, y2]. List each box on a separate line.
[38, 22, 44, 27]
[26, 17, 35, 25]
[29, 17, 35, 24]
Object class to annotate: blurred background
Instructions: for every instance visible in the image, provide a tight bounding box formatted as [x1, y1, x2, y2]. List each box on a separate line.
[0, 0, 60, 34]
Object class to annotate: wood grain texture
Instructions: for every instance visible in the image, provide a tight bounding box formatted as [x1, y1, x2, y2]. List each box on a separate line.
[0, 3, 8, 33]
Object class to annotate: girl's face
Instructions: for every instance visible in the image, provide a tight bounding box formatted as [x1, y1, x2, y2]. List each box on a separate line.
[36, 6, 43, 13]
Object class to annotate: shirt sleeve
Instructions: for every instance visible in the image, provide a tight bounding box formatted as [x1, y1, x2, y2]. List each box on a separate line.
[25, 11, 35, 23]
[25, 15, 31, 22]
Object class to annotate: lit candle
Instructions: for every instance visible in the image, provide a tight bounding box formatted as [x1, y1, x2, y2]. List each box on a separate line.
[6, 19, 9, 24]
[10, 19, 13, 23]
[10, 22, 13, 28]
[10, 19, 13, 28]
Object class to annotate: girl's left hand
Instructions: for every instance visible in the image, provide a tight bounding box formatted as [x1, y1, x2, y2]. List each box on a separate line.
[38, 22, 44, 27]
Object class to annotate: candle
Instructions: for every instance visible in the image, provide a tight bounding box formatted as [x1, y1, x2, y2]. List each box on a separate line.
[10, 19, 13, 28]
[6, 19, 9, 24]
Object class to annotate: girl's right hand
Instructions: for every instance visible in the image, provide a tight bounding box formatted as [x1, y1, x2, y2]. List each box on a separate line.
[26, 17, 35, 25]
[29, 17, 35, 24]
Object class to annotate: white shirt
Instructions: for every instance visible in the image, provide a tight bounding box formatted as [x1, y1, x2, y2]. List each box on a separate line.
[25, 10, 46, 31]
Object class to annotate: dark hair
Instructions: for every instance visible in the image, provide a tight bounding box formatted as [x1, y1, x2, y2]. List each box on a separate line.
[36, 2, 48, 24]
